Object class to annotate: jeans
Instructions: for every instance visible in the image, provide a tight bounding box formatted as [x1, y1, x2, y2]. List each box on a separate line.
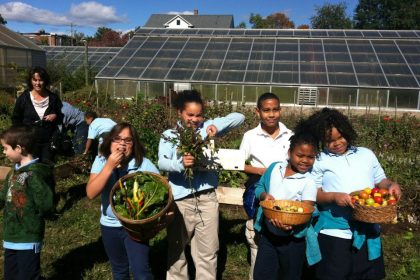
[73, 121, 89, 154]
[4, 248, 41, 280]
[101, 225, 153, 280]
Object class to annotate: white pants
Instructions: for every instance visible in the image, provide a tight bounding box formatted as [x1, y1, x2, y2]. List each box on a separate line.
[245, 219, 260, 280]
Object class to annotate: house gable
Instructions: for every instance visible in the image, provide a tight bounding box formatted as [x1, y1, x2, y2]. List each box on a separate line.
[164, 15, 193, 29]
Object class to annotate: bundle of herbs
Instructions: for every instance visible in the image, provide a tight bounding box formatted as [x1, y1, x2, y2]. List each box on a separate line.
[162, 124, 215, 179]
[112, 172, 169, 220]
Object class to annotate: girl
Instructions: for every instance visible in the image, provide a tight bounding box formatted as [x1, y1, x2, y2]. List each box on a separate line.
[86, 123, 159, 280]
[253, 131, 318, 280]
[306, 108, 402, 280]
[158, 90, 244, 280]
[12, 66, 63, 164]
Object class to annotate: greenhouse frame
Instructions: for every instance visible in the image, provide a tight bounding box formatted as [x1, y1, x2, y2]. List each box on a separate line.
[93, 28, 420, 110]
[0, 24, 46, 88]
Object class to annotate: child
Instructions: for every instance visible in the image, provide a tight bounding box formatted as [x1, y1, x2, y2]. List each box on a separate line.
[305, 108, 402, 280]
[239, 92, 293, 280]
[86, 122, 159, 279]
[253, 131, 318, 280]
[158, 90, 244, 280]
[83, 111, 116, 156]
[0, 125, 54, 280]
[61, 101, 89, 155]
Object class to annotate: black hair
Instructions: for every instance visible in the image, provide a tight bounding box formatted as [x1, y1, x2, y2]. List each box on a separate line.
[289, 131, 319, 154]
[295, 107, 357, 150]
[85, 111, 98, 120]
[100, 123, 145, 167]
[257, 92, 280, 109]
[172, 90, 204, 111]
[27, 66, 51, 90]
[0, 125, 36, 156]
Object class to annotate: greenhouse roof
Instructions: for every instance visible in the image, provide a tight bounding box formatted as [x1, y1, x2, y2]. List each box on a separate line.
[44, 46, 120, 73]
[96, 28, 420, 90]
[0, 24, 44, 51]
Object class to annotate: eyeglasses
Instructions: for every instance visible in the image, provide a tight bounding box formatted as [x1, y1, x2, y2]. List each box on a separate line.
[112, 136, 133, 144]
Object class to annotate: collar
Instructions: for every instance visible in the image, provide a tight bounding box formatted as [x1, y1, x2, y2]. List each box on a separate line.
[323, 146, 358, 157]
[15, 158, 39, 170]
[256, 122, 290, 139]
[278, 161, 307, 179]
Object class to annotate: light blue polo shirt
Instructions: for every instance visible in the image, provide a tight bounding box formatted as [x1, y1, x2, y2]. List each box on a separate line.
[62, 101, 85, 128]
[90, 156, 160, 227]
[312, 146, 386, 238]
[87, 118, 117, 141]
[264, 161, 317, 236]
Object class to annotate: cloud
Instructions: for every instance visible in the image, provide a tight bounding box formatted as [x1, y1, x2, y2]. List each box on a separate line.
[0, 1, 125, 28]
[167, 11, 194, 15]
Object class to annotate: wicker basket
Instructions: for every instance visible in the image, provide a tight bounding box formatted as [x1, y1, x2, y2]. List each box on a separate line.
[110, 172, 174, 241]
[350, 191, 397, 224]
[260, 200, 314, 226]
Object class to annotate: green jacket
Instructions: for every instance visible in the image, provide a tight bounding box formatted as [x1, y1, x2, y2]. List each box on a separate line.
[0, 162, 54, 243]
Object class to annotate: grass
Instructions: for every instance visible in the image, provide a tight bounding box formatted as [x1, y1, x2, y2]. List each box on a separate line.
[0, 173, 419, 279]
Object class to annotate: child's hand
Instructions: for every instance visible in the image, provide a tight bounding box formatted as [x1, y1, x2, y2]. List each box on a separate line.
[107, 149, 124, 168]
[206, 125, 218, 137]
[182, 153, 195, 168]
[260, 192, 275, 201]
[388, 182, 402, 200]
[334, 193, 354, 208]
[270, 219, 292, 231]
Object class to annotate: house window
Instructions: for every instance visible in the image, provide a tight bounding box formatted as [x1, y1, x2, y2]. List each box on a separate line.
[177, 20, 181, 25]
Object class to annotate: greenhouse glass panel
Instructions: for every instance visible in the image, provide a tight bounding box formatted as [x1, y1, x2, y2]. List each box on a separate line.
[381, 64, 411, 75]
[150, 29, 167, 34]
[376, 54, 407, 63]
[196, 59, 223, 70]
[397, 31, 417, 38]
[113, 80, 138, 98]
[252, 39, 275, 51]
[300, 62, 327, 72]
[326, 63, 355, 74]
[229, 39, 253, 51]
[276, 40, 298, 51]
[260, 30, 277, 36]
[244, 71, 272, 83]
[221, 60, 248, 70]
[218, 71, 245, 82]
[166, 69, 194, 80]
[217, 84, 242, 102]
[328, 73, 358, 85]
[300, 52, 324, 62]
[181, 29, 198, 35]
[105, 57, 127, 68]
[358, 89, 387, 107]
[325, 52, 352, 62]
[153, 50, 179, 59]
[396, 41, 420, 53]
[372, 41, 397, 53]
[118, 67, 145, 79]
[247, 61, 273, 71]
[132, 49, 159, 58]
[125, 57, 151, 68]
[146, 58, 174, 69]
[201, 50, 226, 59]
[310, 30, 328, 37]
[344, 30, 363, 37]
[357, 74, 388, 87]
[385, 75, 418, 88]
[141, 68, 168, 79]
[177, 50, 205, 59]
[379, 31, 399, 38]
[228, 29, 245, 35]
[191, 84, 215, 100]
[404, 54, 420, 64]
[274, 62, 299, 72]
[144, 82, 164, 99]
[225, 51, 250, 60]
[99, 66, 122, 78]
[245, 29, 262, 36]
[272, 72, 299, 84]
[317, 88, 329, 105]
[328, 88, 357, 106]
[351, 53, 379, 63]
[213, 30, 229, 35]
[243, 86, 271, 102]
[141, 37, 167, 49]
[300, 72, 328, 85]
[362, 31, 381, 37]
[300, 40, 323, 52]
[275, 52, 298, 61]
[294, 30, 310, 37]
[184, 38, 210, 49]
[197, 29, 214, 35]
[250, 52, 274, 61]
[271, 87, 297, 103]
[166, 29, 183, 34]
[389, 89, 418, 109]
[347, 40, 375, 53]
[277, 30, 293, 37]
[171, 59, 198, 69]
[323, 40, 348, 52]
[192, 70, 219, 81]
[328, 30, 345, 37]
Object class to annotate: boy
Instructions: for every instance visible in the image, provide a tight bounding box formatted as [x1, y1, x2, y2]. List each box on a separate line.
[82, 111, 116, 156]
[0, 125, 54, 279]
[61, 101, 89, 155]
[239, 92, 293, 280]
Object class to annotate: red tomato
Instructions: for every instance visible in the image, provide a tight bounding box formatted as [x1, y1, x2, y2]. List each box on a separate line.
[379, 188, 389, 196]
[373, 196, 383, 205]
[359, 191, 369, 200]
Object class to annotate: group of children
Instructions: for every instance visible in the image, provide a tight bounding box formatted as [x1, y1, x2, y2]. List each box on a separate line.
[0, 89, 401, 280]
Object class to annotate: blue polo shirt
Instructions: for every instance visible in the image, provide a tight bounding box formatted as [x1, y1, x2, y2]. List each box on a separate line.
[61, 102, 85, 128]
[312, 146, 386, 238]
[87, 118, 116, 140]
[90, 156, 160, 227]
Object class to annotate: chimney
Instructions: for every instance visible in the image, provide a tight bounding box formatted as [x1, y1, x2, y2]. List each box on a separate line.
[194, 9, 198, 15]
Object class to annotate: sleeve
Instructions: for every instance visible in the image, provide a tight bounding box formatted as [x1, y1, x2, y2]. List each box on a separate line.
[368, 149, 386, 183]
[254, 163, 274, 200]
[311, 160, 324, 189]
[90, 156, 106, 174]
[206, 112, 245, 137]
[158, 131, 184, 173]
[52, 94, 64, 125]
[139, 158, 160, 174]
[0, 171, 12, 208]
[11, 94, 25, 125]
[87, 122, 96, 139]
[301, 178, 317, 201]
[239, 132, 251, 161]
[28, 173, 54, 215]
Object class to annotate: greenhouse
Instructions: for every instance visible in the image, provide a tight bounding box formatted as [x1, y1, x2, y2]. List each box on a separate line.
[0, 24, 46, 89]
[95, 28, 420, 110]
[44, 46, 120, 74]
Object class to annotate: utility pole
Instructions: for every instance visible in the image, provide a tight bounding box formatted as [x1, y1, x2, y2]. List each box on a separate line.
[82, 39, 89, 86]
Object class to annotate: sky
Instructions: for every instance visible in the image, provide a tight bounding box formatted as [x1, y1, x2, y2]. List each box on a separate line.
[0, 0, 359, 36]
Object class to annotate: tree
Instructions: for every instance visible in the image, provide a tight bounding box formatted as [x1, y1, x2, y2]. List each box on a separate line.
[90, 27, 128, 47]
[297, 24, 310, 29]
[249, 12, 294, 29]
[310, 2, 352, 29]
[93, 27, 113, 40]
[236, 22, 247, 28]
[0, 13, 6, 25]
[354, 0, 419, 29]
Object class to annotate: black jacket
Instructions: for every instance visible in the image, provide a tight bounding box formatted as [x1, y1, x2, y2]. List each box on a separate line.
[12, 90, 63, 143]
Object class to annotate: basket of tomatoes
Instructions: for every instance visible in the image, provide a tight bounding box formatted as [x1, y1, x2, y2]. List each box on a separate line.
[260, 200, 315, 226]
[350, 187, 398, 224]
[110, 172, 174, 241]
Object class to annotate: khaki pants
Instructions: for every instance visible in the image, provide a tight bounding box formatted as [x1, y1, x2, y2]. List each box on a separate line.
[167, 190, 219, 280]
[245, 219, 259, 280]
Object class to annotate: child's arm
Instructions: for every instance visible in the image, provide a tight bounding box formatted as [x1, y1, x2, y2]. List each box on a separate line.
[158, 131, 185, 173]
[239, 130, 266, 176]
[206, 112, 245, 137]
[30, 174, 54, 215]
[244, 165, 266, 176]
[376, 178, 402, 200]
[316, 188, 354, 208]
